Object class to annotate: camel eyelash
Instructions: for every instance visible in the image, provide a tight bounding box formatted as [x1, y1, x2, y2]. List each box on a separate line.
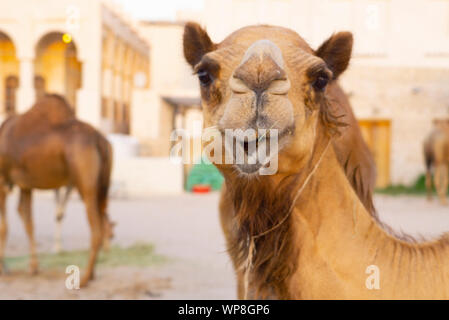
[193, 57, 220, 76]
[307, 63, 332, 80]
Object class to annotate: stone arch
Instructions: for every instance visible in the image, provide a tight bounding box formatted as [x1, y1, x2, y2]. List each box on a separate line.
[0, 30, 19, 117]
[34, 31, 82, 110]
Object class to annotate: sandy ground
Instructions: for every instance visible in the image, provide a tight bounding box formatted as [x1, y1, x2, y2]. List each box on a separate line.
[1, 191, 449, 299]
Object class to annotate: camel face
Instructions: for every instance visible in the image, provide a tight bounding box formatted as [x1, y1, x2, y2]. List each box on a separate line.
[184, 23, 352, 175]
[220, 39, 293, 134]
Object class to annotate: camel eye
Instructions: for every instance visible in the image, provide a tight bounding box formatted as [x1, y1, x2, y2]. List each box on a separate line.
[198, 70, 212, 87]
[313, 75, 329, 91]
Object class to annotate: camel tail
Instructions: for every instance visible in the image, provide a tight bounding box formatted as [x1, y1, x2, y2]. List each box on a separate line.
[96, 134, 113, 216]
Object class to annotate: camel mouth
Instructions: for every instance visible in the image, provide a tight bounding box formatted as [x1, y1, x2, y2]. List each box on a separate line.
[236, 162, 263, 175]
[225, 126, 294, 176]
[226, 135, 263, 175]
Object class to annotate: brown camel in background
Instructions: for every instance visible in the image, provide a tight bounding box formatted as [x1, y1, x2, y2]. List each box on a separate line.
[424, 120, 449, 204]
[184, 23, 449, 299]
[0, 94, 113, 286]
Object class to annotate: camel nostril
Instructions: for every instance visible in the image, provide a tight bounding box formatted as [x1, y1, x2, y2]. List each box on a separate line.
[267, 78, 291, 95]
[230, 76, 251, 94]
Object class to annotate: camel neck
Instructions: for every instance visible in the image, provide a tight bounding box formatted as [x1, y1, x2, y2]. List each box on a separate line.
[295, 145, 372, 236]
[292, 146, 449, 299]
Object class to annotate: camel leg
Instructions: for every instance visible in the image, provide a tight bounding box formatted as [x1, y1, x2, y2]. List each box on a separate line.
[68, 146, 103, 287]
[441, 164, 449, 205]
[53, 186, 72, 253]
[102, 217, 111, 252]
[53, 189, 62, 253]
[435, 165, 441, 202]
[18, 189, 38, 275]
[435, 164, 448, 205]
[0, 185, 7, 274]
[80, 191, 103, 287]
[426, 170, 433, 201]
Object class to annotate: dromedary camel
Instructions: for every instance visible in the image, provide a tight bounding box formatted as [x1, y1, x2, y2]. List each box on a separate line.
[0, 94, 113, 286]
[184, 23, 449, 299]
[424, 120, 449, 204]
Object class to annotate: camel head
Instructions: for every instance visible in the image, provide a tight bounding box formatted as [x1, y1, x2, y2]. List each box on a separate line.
[183, 23, 352, 176]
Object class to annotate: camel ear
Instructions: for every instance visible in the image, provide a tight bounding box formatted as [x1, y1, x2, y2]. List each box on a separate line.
[316, 32, 353, 79]
[183, 22, 216, 68]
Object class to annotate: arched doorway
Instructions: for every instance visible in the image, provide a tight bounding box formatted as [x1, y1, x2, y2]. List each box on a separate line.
[0, 31, 19, 117]
[34, 32, 82, 110]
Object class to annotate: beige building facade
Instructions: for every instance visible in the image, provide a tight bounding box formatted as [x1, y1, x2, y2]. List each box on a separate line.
[0, 0, 150, 134]
[0, 0, 186, 197]
[132, 21, 202, 157]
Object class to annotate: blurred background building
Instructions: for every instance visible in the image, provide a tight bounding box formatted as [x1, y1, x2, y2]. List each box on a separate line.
[1, 0, 449, 194]
[0, 0, 184, 197]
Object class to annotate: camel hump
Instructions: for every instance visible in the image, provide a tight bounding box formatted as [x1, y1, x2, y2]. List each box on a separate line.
[23, 94, 75, 127]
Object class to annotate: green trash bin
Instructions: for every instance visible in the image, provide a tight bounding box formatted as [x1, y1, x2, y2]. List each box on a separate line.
[186, 157, 224, 192]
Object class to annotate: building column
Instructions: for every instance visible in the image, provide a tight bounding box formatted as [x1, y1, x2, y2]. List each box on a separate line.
[16, 57, 35, 113]
[77, 59, 101, 128]
[113, 40, 124, 132]
[102, 30, 115, 125]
